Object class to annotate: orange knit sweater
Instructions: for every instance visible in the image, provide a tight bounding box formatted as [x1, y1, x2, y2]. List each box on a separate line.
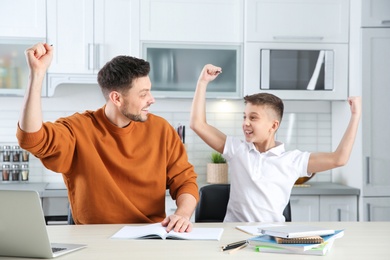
[16, 107, 198, 224]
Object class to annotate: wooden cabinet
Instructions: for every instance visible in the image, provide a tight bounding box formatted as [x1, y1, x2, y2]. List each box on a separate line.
[46, 0, 139, 96]
[362, 0, 390, 27]
[0, 0, 46, 38]
[245, 0, 350, 43]
[140, 0, 243, 43]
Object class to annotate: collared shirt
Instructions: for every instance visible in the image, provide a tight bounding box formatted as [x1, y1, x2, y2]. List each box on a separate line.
[223, 136, 311, 222]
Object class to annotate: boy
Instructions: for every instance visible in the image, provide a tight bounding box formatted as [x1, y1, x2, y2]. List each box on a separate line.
[190, 64, 361, 222]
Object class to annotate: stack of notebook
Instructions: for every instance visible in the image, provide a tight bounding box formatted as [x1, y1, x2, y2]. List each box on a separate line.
[248, 225, 344, 256]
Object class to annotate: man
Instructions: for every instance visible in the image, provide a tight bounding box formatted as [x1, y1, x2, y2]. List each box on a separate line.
[17, 43, 198, 232]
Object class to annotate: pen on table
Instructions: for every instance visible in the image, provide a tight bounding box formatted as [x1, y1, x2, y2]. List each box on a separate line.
[221, 240, 248, 251]
[228, 242, 248, 254]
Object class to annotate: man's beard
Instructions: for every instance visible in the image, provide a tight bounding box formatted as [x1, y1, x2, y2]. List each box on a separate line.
[120, 104, 148, 122]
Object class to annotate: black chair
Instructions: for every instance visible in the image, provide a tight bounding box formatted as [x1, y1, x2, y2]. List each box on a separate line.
[68, 207, 75, 225]
[195, 184, 291, 222]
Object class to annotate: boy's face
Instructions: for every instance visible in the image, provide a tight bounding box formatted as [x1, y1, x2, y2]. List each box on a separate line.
[242, 103, 279, 144]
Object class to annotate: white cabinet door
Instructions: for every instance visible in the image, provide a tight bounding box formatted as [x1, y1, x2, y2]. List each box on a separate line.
[140, 0, 243, 43]
[362, 29, 390, 197]
[363, 197, 390, 221]
[290, 196, 320, 222]
[47, 0, 94, 74]
[0, 0, 46, 38]
[94, 0, 140, 67]
[46, 0, 138, 96]
[362, 0, 390, 27]
[245, 0, 349, 43]
[319, 196, 358, 221]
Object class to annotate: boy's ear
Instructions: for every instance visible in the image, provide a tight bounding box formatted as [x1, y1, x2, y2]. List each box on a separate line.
[272, 120, 280, 132]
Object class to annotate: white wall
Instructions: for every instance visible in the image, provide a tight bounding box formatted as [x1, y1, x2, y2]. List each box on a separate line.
[0, 83, 334, 185]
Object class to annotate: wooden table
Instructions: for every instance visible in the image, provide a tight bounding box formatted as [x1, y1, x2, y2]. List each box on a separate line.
[1, 222, 389, 259]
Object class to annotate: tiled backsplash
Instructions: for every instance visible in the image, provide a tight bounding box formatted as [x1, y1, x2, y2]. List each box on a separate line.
[0, 84, 332, 184]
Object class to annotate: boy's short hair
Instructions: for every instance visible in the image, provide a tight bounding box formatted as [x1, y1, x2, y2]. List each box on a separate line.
[97, 55, 150, 100]
[244, 93, 284, 122]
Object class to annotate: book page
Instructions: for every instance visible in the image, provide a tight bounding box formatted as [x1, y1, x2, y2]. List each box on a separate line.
[111, 223, 223, 241]
[111, 223, 166, 239]
[167, 227, 224, 240]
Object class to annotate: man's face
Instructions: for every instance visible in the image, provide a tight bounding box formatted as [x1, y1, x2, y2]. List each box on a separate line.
[120, 76, 155, 122]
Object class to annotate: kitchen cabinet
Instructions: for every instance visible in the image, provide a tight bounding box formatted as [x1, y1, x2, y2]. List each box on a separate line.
[142, 43, 242, 98]
[361, 0, 390, 27]
[290, 183, 359, 222]
[0, 40, 47, 96]
[319, 196, 358, 221]
[291, 195, 358, 222]
[362, 28, 390, 220]
[245, 0, 350, 43]
[0, 0, 46, 38]
[46, 0, 139, 96]
[363, 197, 390, 221]
[140, 0, 243, 43]
[290, 195, 320, 221]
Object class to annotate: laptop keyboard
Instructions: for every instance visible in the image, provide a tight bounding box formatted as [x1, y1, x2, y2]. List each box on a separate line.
[52, 247, 67, 253]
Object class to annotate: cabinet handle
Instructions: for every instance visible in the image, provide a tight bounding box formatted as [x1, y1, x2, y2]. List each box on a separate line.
[88, 44, 95, 71]
[273, 36, 324, 41]
[337, 209, 341, 221]
[381, 20, 390, 25]
[95, 44, 100, 70]
[367, 203, 371, 221]
[366, 157, 371, 184]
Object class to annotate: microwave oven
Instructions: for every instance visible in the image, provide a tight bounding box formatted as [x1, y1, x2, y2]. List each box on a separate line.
[244, 43, 348, 100]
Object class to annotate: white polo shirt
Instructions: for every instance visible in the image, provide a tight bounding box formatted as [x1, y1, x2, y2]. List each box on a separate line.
[223, 136, 311, 222]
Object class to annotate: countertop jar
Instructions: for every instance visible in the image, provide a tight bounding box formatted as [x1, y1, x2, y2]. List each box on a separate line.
[12, 145, 21, 162]
[20, 164, 29, 181]
[11, 164, 20, 181]
[2, 145, 11, 162]
[2, 164, 10, 181]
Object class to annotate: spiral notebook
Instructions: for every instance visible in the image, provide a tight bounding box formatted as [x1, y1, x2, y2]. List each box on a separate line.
[274, 236, 324, 244]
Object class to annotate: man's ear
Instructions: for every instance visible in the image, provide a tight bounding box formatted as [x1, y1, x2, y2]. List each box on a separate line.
[108, 91, 122, 106]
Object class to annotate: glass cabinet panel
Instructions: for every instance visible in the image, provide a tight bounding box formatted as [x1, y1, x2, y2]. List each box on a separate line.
[0, 39, 46, 96]
[143, 43, 242, 98]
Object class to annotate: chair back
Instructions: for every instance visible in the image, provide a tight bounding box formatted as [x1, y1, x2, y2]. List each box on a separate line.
[195, 184, 291, 222]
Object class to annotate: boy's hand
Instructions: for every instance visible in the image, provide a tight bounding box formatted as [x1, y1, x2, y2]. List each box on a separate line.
[198, 64, 222, 84]
[348, 96, 362, 118]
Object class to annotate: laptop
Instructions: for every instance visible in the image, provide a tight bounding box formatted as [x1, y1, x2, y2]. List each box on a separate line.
[0, 190, 86, 258]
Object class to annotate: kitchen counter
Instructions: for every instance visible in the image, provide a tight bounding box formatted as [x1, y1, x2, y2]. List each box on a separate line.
[0, 182, 67, 197]
[0, 181, 360, 197]
[291, 182, 360, 196]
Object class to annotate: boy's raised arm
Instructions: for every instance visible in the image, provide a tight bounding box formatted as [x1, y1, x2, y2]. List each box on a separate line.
[190, 64, 227, 154]
[308, 96, 362, 173]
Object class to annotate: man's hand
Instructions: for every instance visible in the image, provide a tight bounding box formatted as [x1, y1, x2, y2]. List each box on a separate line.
[25, 43, 53, 75]
[161, 214, 192, 233]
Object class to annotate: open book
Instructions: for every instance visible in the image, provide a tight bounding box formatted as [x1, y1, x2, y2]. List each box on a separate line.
[111, 223, 224, 241]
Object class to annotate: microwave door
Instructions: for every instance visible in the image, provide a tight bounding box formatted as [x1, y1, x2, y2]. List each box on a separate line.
[306, 50, 325, 90]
